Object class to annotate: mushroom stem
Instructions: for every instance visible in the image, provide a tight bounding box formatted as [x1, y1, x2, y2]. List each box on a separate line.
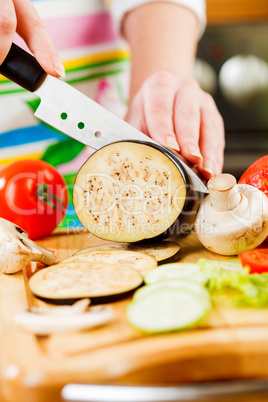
[208, 174, 243, 212]
[0, 218, 56, 274]
[27, 242, 56, 265]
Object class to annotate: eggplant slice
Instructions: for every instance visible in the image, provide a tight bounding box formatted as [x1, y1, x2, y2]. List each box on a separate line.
[73, 141, 188, 242]
[73, 241, 181, 265]
[60, 249, 157, 277]
[29, 262, 143, 305]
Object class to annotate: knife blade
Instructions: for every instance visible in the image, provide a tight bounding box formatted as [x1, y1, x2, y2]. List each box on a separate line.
[0, 43, 208, 194]
[62, 380, 268, 402]
[34, 74, 157, 150]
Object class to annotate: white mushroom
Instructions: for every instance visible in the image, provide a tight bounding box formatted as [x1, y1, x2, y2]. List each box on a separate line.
[0, 218, 56, 274]
[195, 174, 268, 255]
[14, 304, 114, 335]
[30, 298, 91, 316]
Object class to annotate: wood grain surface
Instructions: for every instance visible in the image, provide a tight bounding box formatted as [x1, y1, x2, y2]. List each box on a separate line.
[1, 231, 268, 402]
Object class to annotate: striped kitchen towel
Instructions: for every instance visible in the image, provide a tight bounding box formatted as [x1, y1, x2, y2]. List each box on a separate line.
[0, 0, 130, 231]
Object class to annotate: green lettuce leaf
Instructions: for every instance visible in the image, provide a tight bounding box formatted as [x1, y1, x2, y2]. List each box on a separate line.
[197, 258, 268, 308]
[41, 139, 85, 167]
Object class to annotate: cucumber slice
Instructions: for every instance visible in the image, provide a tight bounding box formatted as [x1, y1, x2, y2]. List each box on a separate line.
[145, 263, 209, 285]
[73, 241, 181, 265]
[127, 288, 210, 333]
[133, 279, 210, 303]
[29, 261, 143, 305]
[73, 141, 187, 242]
[60, 250, 157, 277]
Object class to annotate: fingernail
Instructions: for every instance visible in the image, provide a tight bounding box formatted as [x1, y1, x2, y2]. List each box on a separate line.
[203, 167, 213, 176]
[166, 136, 180, 152]
[202, 162, 214, 176]
[187, 146, 202, 159]
[52, 56, 65, 78]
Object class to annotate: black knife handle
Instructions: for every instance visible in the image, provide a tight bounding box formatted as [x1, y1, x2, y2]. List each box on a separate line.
[0, 43, 47, 92]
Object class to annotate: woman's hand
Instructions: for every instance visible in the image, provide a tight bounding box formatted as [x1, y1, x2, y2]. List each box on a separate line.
[0, 0, 64, 77]
[126, 71, 225, 179]
[123, 2, 224, 179]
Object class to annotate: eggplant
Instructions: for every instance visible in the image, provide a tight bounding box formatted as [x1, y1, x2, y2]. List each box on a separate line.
[73, 141, 205, 242]
[60, 249, 158, 277]
[73, 240, 181, 265]
[28, 261, 143, 305]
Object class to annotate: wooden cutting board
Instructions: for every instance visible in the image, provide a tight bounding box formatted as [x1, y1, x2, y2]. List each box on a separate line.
[1, 231, 268, 402]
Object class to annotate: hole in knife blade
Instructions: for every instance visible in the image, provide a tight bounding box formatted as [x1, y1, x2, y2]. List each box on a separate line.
[95, 131, 102, 138]
[61, 112, 68, 120]
[78, 122, 85, 129]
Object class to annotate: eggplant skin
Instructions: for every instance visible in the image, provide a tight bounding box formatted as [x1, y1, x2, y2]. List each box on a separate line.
[73, 140, 204, 242]
[60, 249, 157, 277]
[29, 262, 144, 305]
[157, 248, 181, 265]
[73, 240, 181, 265]
[31, 288, 141, 306]
[153, 144, 206, 238]
[128, 240, 181, 264]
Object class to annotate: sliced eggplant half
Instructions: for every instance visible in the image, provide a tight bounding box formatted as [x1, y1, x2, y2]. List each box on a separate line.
[28, 261, 143, 305]
[73, 141, 200, 243]
[60, 249, 157, 277]
[73, 241, 181, 265]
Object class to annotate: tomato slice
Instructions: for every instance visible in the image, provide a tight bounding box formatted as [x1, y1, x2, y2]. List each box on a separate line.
[239, 249, 268, 274]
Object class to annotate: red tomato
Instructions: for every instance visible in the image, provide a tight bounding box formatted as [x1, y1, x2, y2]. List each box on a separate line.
[239, 155, 268, 195]
[239, 156, 268, 242]
[0, 160, 68, 239]
[239, 249, 268, 274]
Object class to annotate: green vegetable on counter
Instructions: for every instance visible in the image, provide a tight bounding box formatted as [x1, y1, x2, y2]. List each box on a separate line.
[127, 288, 210, 334]
[127, 258, 268, 334]
[145, 263, 209, 285]
[198, 258, 268, 308]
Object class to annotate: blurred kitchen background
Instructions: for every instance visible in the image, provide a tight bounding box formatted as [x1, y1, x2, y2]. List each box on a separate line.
[193, 0, 268, 179]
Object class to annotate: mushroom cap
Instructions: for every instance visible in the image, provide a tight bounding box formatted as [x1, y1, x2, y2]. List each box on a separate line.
[195, 184, 268, 255]
[1, 240, 33, 273]
[0, 218, 56, 274]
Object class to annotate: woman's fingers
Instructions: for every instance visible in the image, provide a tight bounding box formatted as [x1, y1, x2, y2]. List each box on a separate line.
[174, 79, 225, 177]
[0, 0, 16, 65]
[198, 93, 225, 179]
[141, 71, 180, 151]
[13, 0, 65, 77]
[173, 78, 203, 166]
[126, 72, 225, 180]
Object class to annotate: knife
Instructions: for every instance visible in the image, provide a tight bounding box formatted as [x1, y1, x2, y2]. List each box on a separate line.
[0, 43, 208, 194]
[62, 380, 268, 402]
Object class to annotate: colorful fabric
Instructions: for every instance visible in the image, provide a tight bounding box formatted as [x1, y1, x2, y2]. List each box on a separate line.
[0, 0, 131, 231]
